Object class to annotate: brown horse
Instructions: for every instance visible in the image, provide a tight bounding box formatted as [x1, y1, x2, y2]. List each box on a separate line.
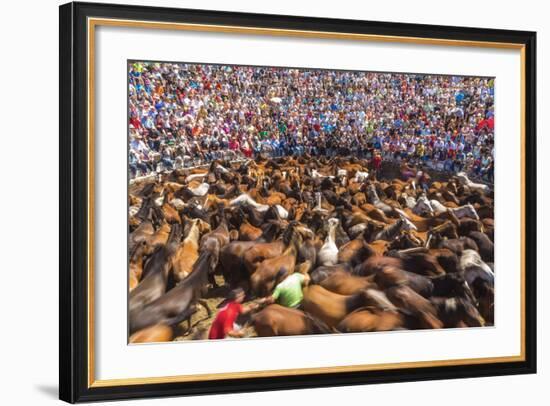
[243, 237, 287, 275]
[430, 297, 485, 328]
[250, 231, 301, 296]
[401, 209, 458, 233]
[219, 221, 283, 287]
[252, 304, 337, 336]
[338, 307, 405, 332]
[127, 155, 494, 341]
[337, 237, 377, 266]
[374, 266, 433, 298]
[129, 240, 147, 291]
[129, 323, 173, 343]
[385, 285, 443, 329]
[160, 195, 182, 224]
[144, 221, 171, 255]
[199, 208, 231, 287]
[129, 219, 155, 252]
[171, 219, 210, 283]
[239, 219, 263, 241]
[318, 272, 375, 296]
[301, 285, 372, 327]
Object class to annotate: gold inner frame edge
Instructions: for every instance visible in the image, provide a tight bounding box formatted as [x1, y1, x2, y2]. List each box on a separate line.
[86, 17, 527, 388]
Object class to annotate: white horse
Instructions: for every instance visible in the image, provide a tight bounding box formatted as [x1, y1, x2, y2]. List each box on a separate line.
[398, 211, 418, 232]
[187, 182, 210, 197]
[401, 193, 417, 210]
[154, 194, 165, 207]
[429, 199, 449, 214]
[215, 163, 230, 174]
[413, 195, 434, 216]
[456, 172, 490, 194]
[448, 203, 480, 220]
[413, 194, 448, 216]
[348, 222, 368, 239]
[230, 194, 269, 212]
[459, 249, 494, 286]
[353, 170, 369, 183]
[185, 173, 207, 182]
[317, 218, 339, 266]
[169, 198, 187, 211]
[129, 205, 140, 217]
[311, 169, 334, 180]
[336, 169, 348, 187]
[367, 184, 394, 215]
[313, 192, 330, 214]
[336, 168, 348, 177]
[229, 194, 289, 219]
[273, 205, 289, 219]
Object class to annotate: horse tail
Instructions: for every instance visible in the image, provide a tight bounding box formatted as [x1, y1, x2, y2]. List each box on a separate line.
[164, 306, 197, 327]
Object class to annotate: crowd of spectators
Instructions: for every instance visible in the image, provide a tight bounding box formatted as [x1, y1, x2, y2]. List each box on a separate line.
[128, 62, 494, 182]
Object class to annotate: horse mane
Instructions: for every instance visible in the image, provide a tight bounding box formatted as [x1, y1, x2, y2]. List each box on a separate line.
[129, 240, 145, 261]
[166, 223, 182, 245]
[208, 160, 219, 172]
[151, 205, 165, 228]
[139, 182, 156, 198]
[136, 197, 153, 221]
[189, 251, 216, 283]
[261, 221, 282, 242]
[281, 223, 297, 245]
[376, 218, 403, 241]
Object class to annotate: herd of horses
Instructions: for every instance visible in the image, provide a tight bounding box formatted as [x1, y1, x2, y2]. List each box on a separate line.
[127, 155, 494, 343]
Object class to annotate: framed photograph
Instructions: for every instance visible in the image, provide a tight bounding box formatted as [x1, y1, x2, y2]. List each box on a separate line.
[59, 1, 537, 403]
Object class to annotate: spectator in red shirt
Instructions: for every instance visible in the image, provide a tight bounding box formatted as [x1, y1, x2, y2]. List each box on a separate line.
[228, 136, 240, 152]
[128, 62, 494, 181]
[372, 151, 382, 170]
[241, 139, 253, 158]
[129, 115, 142, 130]
[208, 288, 257, 339]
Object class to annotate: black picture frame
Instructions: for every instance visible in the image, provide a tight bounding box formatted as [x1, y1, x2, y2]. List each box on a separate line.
[59, 1, 537, 403]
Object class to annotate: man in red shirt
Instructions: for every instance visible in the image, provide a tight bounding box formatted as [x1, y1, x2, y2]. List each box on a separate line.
[372, 151, 382, 170]
[208, 288, 257, 339]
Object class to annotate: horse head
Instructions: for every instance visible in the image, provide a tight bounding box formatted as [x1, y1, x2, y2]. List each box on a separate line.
[194, 218, 211, 235]
[466, 203, 480, 220]
[398, 212, 418, 232]
[366, 184, 379, 203]
[415, 194, 434, 216]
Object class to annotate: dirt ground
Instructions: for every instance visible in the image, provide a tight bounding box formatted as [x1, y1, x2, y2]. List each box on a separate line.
[174, 275, 258, 341]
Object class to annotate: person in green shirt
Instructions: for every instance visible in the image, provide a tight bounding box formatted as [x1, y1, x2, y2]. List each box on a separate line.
[261, 271, 310, 309]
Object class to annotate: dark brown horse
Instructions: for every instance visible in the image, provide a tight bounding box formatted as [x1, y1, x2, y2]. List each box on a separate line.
[129, 250, 215, 334]
[218, 221, 283, 287]
[128, 224, 181, 313]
